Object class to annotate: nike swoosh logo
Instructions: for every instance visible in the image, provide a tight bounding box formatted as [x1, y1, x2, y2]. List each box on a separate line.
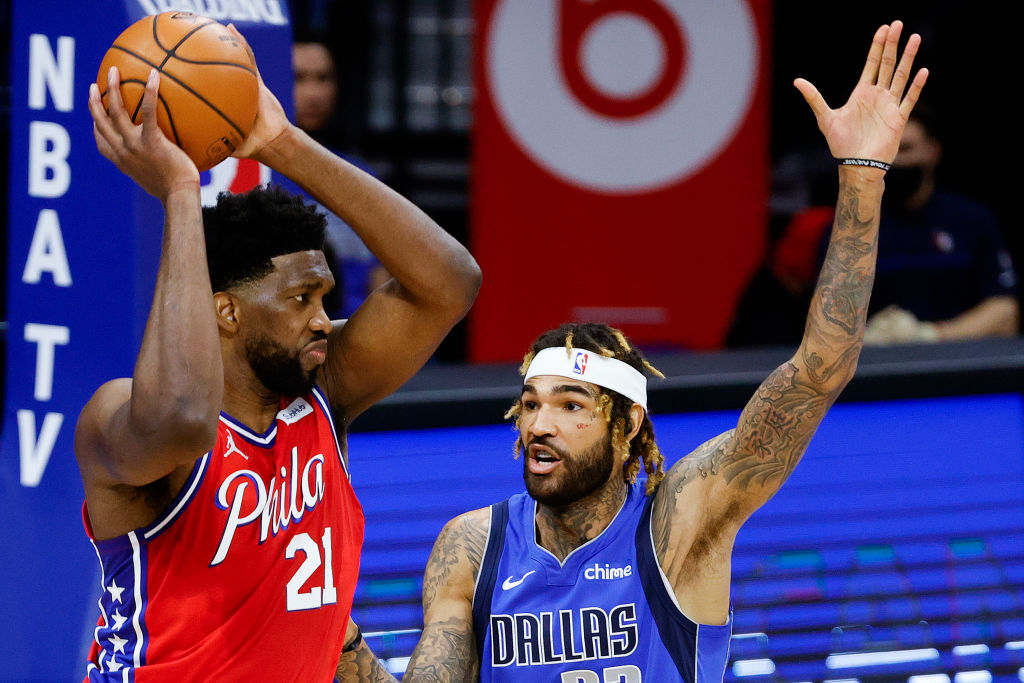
[501, 570, 536, 590]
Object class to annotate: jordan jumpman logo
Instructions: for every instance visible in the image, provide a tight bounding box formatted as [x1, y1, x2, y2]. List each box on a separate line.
[223, 430, 248, 460]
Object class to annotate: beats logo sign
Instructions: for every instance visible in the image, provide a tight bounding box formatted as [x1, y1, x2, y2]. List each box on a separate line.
[560, 0, 684, 120]
[486, 0, 758, 194]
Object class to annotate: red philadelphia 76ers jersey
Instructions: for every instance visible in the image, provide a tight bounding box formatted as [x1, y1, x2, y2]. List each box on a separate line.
[83, 387, 364, 682]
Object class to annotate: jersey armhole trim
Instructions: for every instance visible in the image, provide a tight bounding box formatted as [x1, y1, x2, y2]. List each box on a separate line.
[472, 500, 508, 666]
[636, 494, 720, 680]
[142, 454, 210, 541]
[311, 385, 350, 480]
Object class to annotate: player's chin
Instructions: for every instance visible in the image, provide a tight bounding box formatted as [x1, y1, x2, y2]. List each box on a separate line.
[524, 472, 568, 503]
[299, 358, 322, 376]
[291, 368, 319, 395]
[298, 350, 327, 374]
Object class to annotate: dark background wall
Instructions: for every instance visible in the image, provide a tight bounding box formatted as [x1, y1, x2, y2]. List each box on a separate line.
[770, 2, 1017, 255]
[279, 0, 1022, 358]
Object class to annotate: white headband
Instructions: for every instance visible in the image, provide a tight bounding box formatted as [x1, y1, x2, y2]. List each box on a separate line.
[523, 347, 648, 410]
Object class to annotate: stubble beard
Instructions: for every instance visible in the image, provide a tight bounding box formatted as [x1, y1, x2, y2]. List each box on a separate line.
[524, 432, 617, 509]
[244, 333, 317, 398]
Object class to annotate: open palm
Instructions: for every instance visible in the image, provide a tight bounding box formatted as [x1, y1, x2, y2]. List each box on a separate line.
[795, 21, 929, 164]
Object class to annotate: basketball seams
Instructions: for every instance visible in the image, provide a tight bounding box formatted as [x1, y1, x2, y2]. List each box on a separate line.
[157, 94, 183, 147]
[153, 16, 255, 76]
[166, 57, 256, 77]
[103, 44, 249, 139]
[99, 77, 183, 147]
[151, 14, 216, 62]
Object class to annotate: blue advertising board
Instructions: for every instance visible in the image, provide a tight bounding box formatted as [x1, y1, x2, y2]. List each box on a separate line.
[2, 2, 293, 678]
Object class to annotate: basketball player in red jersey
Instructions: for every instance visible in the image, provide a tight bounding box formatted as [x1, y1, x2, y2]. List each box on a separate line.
[78, 27, 480, 683]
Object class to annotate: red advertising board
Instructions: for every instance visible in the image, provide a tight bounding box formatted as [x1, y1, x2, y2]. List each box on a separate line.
[470, 0, 771, 361]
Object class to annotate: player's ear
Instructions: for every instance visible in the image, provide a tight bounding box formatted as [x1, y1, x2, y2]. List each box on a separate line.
[214, 292, 240, 334]
[626, 403, 644, 442]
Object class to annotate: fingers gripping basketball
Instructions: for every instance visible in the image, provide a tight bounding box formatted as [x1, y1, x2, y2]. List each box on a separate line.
[97, 11, 258, 172]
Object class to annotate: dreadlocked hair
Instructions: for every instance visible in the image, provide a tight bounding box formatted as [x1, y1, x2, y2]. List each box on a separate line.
[507, 322, 667, 495]
[203, 185, 327, 292]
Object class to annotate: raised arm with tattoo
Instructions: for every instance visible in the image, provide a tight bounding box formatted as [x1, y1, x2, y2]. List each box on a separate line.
[398, 20, 926, 683]
[650, 19, 927, 626]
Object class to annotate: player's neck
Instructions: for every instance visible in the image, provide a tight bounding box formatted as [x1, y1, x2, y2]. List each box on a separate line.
[222, 377, 283, 434]
[534, 476, 627, 563]
[219, 349, 289, 432]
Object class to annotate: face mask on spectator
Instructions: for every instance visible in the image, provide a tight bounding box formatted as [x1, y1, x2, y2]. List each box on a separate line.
[882, 164, 926, 209]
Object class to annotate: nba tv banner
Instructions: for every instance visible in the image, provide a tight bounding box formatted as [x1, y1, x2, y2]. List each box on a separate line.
[1, 2, 291, 679]
[469, 0, 771, 361]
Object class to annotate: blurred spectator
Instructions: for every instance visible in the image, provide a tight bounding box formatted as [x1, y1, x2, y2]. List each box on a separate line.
[293, 40, 340, 145]
[729, 107, 1018, 346]
[863, 108, 1018, 343]
[292, 35, 389, 318]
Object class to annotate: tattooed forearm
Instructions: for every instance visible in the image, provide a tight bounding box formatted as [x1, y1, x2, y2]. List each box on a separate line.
[810, 183, 878, 343]
[334, 641, 399, 683]
[713, 176, 881, 499]
[404, 618, 479, 683]
[800, 179, 880, 393]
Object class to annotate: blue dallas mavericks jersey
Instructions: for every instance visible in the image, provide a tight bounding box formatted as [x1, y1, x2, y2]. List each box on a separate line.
[472, 481, 731, 682]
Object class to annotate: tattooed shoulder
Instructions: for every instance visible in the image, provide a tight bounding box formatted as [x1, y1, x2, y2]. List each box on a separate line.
[422, 507, 490, 607]
[663, 430, 736, 494]
[449, 507, 490, 569]
[649, 430, 735, 558]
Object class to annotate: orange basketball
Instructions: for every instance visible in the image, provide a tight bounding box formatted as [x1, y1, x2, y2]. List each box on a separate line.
[97, 11, 258, 172]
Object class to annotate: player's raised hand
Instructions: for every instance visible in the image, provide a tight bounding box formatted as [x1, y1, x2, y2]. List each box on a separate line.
[225, 24, 291, 162]
[794, 20, 928, 165]
[89, 66, 199, 200]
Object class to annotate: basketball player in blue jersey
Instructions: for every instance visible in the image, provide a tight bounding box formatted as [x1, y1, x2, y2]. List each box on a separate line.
[395, 21, 928, 683]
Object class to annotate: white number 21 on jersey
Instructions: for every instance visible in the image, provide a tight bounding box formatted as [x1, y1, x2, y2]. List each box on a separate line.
[285, 528, 338, 611]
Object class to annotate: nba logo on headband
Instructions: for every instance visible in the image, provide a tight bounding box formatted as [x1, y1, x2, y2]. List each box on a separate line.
[573, 352, 588, 375]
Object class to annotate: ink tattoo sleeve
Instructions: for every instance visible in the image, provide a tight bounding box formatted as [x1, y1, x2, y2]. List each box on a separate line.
[655, 172, 882, 551]
[724, 178, 878, 493]
[403, 511, 489, 683]
[334, 639, 399, 683]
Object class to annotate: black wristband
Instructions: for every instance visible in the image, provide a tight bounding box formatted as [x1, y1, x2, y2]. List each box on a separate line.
[343, 625, 363, 654]
[838, 157, 891, 172]
[342, 626, 362, 655]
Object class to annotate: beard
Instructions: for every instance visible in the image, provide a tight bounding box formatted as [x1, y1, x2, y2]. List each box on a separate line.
[524, 433, 616, 508]
[244, 333, 318, 397]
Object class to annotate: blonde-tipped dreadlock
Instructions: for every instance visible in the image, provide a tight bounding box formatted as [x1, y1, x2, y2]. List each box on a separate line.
[507, 322, 666, 495]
